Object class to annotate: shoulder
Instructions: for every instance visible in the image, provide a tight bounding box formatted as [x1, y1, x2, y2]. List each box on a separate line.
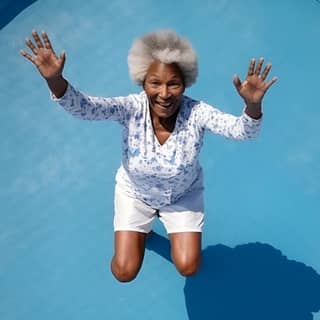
[129, 91, 148, 103]
[102, 91, 147, 111]
[181, 95, 225, 128]
[181, 95, 200, 111]
[182, 95, 216, 113]
[119, 91, 147, 108]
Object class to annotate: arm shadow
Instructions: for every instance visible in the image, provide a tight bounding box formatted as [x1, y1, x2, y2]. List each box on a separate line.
[146, 232, 320, 320]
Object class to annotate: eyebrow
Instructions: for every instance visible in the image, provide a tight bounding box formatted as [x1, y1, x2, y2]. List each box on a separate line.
[147, 74, 183, 80]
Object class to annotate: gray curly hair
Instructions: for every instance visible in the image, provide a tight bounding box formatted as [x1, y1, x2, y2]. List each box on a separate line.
[128, 29, 198, 87]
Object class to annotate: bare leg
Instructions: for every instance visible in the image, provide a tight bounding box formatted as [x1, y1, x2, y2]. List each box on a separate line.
[169, 232, 202, 276]
[111, 231, 147, 282]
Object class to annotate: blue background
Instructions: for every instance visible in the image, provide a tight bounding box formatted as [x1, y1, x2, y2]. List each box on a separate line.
[1, 0, 320, 319]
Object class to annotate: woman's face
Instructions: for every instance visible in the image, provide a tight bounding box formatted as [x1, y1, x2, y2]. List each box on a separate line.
[143, 61, 185, 119]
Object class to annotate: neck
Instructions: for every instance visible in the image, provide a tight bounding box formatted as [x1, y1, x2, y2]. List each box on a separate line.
[150, 108, 179, 132]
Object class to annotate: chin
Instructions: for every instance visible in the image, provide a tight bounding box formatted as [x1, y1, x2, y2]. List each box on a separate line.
[156, 109, 176, 119]
[152, 105, 179, 119]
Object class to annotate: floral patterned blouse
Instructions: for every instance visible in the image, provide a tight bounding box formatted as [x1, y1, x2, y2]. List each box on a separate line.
[52, 84, 262, 208]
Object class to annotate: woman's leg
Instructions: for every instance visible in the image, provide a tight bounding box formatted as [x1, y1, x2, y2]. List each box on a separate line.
[169, 232, 202, 276]
[111, 231, 147, 282]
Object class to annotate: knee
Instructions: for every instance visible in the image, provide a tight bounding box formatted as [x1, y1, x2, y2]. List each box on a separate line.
[175, 259, 201, 277]
[111, 258, 140, 282]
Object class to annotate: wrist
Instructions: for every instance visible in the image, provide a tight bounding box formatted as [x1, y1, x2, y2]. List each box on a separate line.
[46, 74, 64, 83]
[244, 101, 262, 119]
[46, 76, 68, 99]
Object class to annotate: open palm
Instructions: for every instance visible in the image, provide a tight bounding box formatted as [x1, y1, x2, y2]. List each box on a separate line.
[233, 58, 277, 104]
[20, 31, 65, 80]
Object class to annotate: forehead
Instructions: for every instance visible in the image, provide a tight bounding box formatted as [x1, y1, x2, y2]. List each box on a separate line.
[146, 61, 184, 79]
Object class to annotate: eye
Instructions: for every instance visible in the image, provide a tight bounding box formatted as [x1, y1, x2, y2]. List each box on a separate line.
[168, 81, 182, 89]
[148, 80, 161, 87]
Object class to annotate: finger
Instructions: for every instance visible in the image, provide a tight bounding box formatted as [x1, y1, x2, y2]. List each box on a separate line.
[25, 38, 38, 55]
[59, 51, 66, 68]
[41, 31, 55, 53]
[32, 30, 44, 48]
[247, 58, 255, 77]
[255, 57, 264, 76]
[233, 74, 242, 91]
[20, 50, 37, 64]
[265, 76, 278, 90]
[261, 63, 272, 81]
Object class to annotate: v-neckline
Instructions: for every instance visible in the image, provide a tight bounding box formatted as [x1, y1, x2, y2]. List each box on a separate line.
[148, 105, 181, 148]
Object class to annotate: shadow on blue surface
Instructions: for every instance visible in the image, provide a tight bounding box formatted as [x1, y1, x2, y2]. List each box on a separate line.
[147, 232, 320, 320]
[0, 0, 37, 29]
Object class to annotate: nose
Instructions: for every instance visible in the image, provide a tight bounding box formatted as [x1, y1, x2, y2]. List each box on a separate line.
[159, 85, 170, 99]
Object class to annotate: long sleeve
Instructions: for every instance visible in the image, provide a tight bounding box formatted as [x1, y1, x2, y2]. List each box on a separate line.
[50, 83, 135, 125]
[195, 101, 263, 140]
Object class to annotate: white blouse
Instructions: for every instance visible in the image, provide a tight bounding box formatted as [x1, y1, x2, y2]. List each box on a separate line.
[52, 84, 262, 208]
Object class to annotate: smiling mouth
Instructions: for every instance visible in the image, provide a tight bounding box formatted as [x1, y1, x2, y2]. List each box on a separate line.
[156, 101, 174, 109]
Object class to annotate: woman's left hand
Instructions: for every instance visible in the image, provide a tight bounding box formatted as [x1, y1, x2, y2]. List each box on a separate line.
[233, 57, 277, 105]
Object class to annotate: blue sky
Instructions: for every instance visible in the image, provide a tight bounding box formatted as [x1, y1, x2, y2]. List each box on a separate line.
[1, 0, 320, 319]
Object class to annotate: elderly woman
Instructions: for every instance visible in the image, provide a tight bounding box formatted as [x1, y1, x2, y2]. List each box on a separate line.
[21, 30, 277, 282]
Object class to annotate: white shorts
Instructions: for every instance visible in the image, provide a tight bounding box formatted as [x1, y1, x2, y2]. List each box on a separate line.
[113, 183, 204, 234]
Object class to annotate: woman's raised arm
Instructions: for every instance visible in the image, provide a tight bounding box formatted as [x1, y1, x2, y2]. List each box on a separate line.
[20, 31, 68, 98]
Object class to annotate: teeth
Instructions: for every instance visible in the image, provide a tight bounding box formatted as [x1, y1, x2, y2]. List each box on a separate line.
[158, 103, 171, 108]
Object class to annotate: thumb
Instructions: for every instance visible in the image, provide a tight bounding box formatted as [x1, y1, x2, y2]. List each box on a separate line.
[59, 50, 66, 68]
[233, 74, 241, 91]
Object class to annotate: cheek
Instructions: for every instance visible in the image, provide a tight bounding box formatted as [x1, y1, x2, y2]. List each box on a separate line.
[144, 87, 157, 99]
[175, 87, 185, 98]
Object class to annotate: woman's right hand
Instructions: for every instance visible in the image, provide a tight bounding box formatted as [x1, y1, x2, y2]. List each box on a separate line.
[20, 31, 66, 81]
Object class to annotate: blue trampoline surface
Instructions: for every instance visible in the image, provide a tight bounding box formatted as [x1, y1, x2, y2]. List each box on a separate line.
[1, 0, 320, 319]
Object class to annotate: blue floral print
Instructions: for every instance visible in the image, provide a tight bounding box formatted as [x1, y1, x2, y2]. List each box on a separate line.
[52, 84, 262, 208]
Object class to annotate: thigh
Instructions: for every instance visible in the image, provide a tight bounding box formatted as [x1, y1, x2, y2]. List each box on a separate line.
[114, 183, 156, 233]
[159, 187, 204, 234]
[113, 230, 147, 263]
[169, 232, 202, 275]
[111, 231, 147, 281]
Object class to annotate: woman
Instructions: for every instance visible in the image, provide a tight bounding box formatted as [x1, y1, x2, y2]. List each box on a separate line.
[21, 30, 277, 282]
